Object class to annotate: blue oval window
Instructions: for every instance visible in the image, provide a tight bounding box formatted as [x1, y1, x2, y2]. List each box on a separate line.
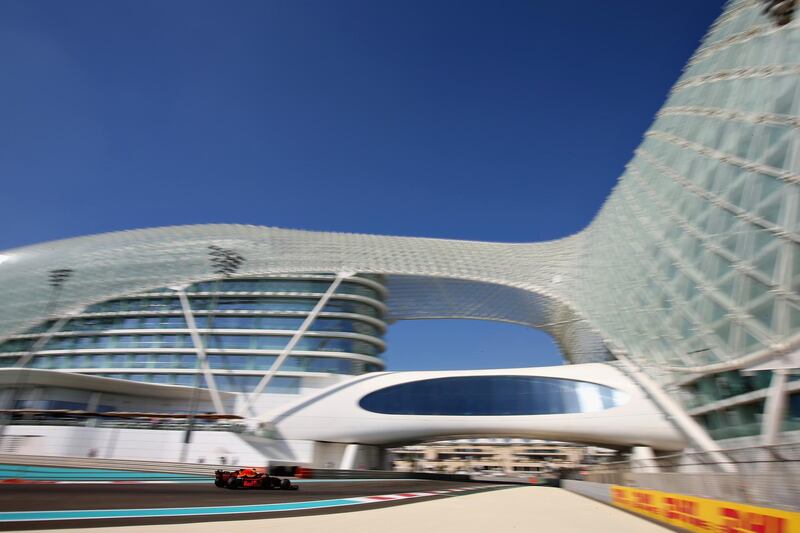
[358, 375, 628, 416]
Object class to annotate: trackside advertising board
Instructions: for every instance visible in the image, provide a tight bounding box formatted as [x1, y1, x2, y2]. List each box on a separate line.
[611, 485, 800, 533]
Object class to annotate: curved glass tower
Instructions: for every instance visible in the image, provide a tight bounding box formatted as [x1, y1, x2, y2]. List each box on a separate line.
[0, 274, 386, 411]
[568, 0, 800, 440]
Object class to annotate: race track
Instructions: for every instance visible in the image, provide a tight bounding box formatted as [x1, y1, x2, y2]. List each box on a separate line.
[0, 479, 503, 530]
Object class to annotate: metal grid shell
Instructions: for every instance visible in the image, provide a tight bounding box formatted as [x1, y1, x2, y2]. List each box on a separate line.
[0, 0, 798, 384]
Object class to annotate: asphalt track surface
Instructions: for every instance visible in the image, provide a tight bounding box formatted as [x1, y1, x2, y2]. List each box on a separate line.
[0, 480, 503, 530]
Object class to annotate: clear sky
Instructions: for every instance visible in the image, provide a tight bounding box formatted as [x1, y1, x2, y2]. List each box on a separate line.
[0, 0, 726, 371]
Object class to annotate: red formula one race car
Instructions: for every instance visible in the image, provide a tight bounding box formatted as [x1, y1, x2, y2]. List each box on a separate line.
[214, 468, 298, 490]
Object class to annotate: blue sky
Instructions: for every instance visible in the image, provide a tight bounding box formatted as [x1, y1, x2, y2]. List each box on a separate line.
[0, 1, 726, 371]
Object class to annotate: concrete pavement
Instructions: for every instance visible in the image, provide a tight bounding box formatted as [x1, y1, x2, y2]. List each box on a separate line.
[24, 486, 671, 533]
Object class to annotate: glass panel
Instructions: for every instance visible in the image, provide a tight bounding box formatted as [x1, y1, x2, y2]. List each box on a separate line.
[174, 374, 195, 387]
[265, 376, 301, 394]
[750, 300, 775, 331]
[359, 376, 628, 416]
[785, 393, 800, 432]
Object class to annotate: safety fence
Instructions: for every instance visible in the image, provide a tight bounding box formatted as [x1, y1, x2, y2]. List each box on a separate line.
[0, 454, 478, 483]
[0, 453, 223, 476]
[4, 417, 247, 432]
[0, 463, 209, 482]
[582, 443, 800, 511]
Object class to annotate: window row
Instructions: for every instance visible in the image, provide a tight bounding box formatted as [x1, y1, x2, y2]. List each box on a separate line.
[698, 391, 800, 440]
[204, 335, 381, 356]
[685, 370, 800, 410]
[686, 370, 774, 407]
[696, 400, 764, 440]
[19, 353, 381, 374]
[83, 297, 382, 318]
[29, 316, 382, 337]
[0, 334, 381, 356]
[89, 373, 301, 393]
[13, 399, 116, 411]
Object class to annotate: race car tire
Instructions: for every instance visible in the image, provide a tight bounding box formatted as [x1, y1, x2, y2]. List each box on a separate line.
[269, 477, 281, 489]
[214, 480, 224, 488]
[227, 478, 240, 489]
[280, 479, 292, 490]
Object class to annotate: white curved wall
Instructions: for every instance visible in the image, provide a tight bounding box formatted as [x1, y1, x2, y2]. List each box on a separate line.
[267, 363, 687, 451]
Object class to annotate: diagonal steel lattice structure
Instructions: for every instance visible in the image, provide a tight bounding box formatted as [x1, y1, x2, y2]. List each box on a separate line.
[0, 0, 798, 394]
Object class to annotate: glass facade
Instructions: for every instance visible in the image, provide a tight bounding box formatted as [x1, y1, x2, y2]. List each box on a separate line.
[786, 392, 800, 432]
[698, 400, 765, 441]
[0, 274, 386, 396]
[358, 376, 628, 416]
[565, 0, 800, 437]
[686, 371, 774, 409]
[82, 297, 382, 317]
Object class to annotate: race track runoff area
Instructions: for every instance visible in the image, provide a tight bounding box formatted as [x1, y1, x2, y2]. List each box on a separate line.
[0, 484, 671, 533]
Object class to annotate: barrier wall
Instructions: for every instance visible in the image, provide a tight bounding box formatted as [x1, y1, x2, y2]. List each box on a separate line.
[0, 453, 222, 476]
[611, 485, 800, 533]
[583, 444, 800, 511]
[2, 424, 268, 464]
[0, 453, 476, 483]
[0, 463, 207, 481]
[563, 480, 800, 532]
[561, 480, 612, 504]
[288, 468, 473, 481]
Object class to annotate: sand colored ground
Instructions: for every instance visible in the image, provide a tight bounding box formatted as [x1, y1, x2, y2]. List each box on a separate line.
[28, 486, 671, 533]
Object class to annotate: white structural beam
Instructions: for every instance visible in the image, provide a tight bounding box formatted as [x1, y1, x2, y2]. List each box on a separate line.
[747, 347, 800, 372]
[762, 369, 789, 446]
[239, 273, 352, 417]
[613, 351, 736, 473]
[176, 288, 226, 415]
[13, 316, 71, 369]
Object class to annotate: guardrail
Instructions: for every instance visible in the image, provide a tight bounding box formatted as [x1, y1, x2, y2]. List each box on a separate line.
[0, 454, 221, 476]
[294, 468, 406, 480]
[0, 455, 479, 483]
[582, 443, 800, 511]
[5, 418, 247, 432]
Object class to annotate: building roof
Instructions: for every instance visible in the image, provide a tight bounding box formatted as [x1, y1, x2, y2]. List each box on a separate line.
[0, 368, 235, 401]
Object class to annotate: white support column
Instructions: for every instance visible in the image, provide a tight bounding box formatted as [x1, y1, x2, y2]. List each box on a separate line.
[614, 352, 737, 473]
[86, 391, 102, 428]
[176, 288, 226, 415]
[0, 390, 13, 411]
[86, 392, 102, 412]
[340, 443, 360, 470]
[762, 369, 788, 446]
[239, 273, 353, 417]
[630, 446, 660, 473]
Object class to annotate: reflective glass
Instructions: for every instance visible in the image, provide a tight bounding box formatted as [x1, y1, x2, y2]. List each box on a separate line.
[359, 376, 628, 416]
[187, 296, 382, 317]
[202, 334, 380, 355]
[266, 376, 300, 394]
[174, 374, 195, 387]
